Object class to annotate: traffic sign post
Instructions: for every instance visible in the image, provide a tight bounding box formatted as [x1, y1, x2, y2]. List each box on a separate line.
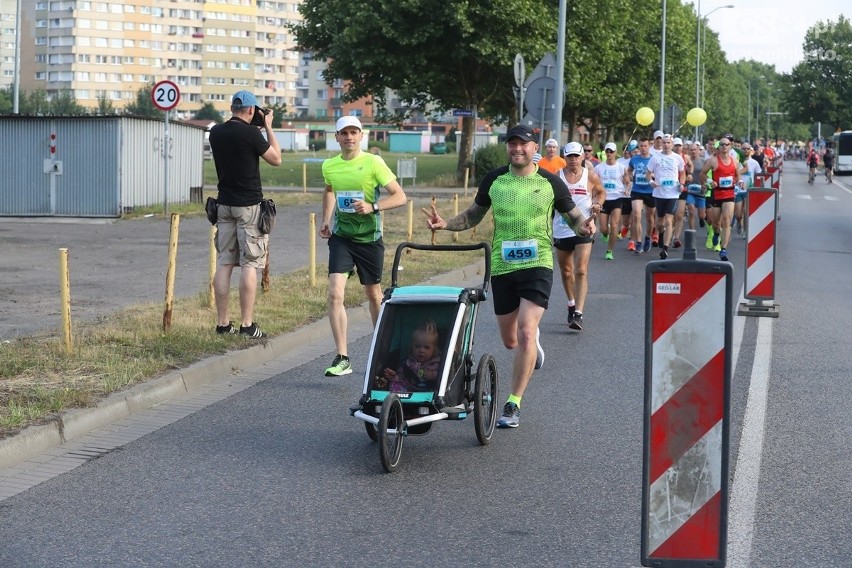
[152, 80, 180, 215]
[641, 230, 732, 567]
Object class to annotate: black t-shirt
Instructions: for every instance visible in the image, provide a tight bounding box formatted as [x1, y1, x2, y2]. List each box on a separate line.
[823, 149, 835, 166]
[209, 117, 270, 206]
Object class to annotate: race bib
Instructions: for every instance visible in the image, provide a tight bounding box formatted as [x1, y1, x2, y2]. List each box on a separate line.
[635, 174, 647, 184]
[719, 176, 734, 188]
[687, 183, 703, 195]
[501, 239, 538, 263]
[604, 181, 617, 190]
[661, 179, 676, 188]
[336, 191, 365, 213]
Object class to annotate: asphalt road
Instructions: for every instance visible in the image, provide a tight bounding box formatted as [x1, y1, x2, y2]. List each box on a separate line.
[0, 162, 850, 567]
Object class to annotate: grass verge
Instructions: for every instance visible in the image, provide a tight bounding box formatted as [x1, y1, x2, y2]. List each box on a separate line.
[0, 195, 493, 438]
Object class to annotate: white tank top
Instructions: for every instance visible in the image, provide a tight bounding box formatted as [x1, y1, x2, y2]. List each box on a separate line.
[553, 167, 592, 239]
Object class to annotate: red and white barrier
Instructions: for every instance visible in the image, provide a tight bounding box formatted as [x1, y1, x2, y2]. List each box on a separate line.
[642, 260, 732, 567]
[739, 184, 780, 317]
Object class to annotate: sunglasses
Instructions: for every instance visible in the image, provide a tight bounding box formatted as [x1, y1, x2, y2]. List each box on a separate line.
[584, 149, 594, 152]
[719, 143, 731, 147]
[605, 149, 615, 153]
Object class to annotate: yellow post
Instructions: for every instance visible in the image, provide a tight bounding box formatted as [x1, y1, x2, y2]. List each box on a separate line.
[309, 212, 317, 287]
[208, 225, 217, 308]
[463, 167, 470, 197]
[407, 198, 414, 241]
[58, 248, 73, 355]
[303, 162, 307, 193]
[162, 213, 180, 332]
[452, 193, 459, 243]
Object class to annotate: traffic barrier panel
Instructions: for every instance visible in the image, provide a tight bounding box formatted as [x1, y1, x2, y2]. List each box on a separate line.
[641, 231, 733, 567]
[738, 185, 780, 317]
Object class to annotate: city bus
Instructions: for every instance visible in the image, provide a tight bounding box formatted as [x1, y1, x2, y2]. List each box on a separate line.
[831, 130, 852, 174]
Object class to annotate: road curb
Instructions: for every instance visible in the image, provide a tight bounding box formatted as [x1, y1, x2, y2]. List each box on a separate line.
[0, 260, 485, 469]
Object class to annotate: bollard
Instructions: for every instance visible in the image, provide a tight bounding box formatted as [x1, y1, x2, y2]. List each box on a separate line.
[463, 167, 470, 197]
[162, 213, 180, 332]
[406, 199, 414, 242]
[641, 229, 732, 567]
[302, 162, 307, 193]
[309, 212, 316, 287]
[737, 185, 780, 317]
[452, 194, 459, 243]
[59, 248, 73, 355]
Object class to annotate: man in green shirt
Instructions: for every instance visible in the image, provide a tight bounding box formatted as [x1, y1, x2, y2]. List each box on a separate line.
[424, 124, 594, 428]
[320, 116, 407, 376]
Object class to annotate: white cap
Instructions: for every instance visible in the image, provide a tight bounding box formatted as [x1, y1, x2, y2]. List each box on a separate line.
[653, 130, 664, 139]
[604, 142, 617, 152]
[335, 116, 362, 132]
[563, 141, 583, 156]
[544, 138, 559, 148]
[673, 137, 683, 146]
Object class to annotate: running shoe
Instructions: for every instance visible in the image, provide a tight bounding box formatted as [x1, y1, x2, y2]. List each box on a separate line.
[239, 322, 265, 339]
[569, 312, 584, 331]
[673, 239, 682, 249]
[497, 402, 520, 428]
[216, 322, 238, 335]
[627, 240, 636, 252]
[642, 237, 651, 253]
[620, 226, 630, 239]
[651, 229, 659, 246]
[601, 233, 609, 243]
[567, 304, 576, 323]
[719, 248, 729, 262]
[660, 248, 668, 260]
[705, 227, 714, 249]
[534, 328, 544, 370]
[714, 243, 722, 252]
[712, 233, 720, 247]
[324, 354, 352, 376]
[736, 223, 743, 236]
[699, 218, 706, 228]
[605, 250, 614, 260]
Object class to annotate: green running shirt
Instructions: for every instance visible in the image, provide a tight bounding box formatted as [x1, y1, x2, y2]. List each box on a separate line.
[322, 152, 397, 243]
[474, 165, 578, 276]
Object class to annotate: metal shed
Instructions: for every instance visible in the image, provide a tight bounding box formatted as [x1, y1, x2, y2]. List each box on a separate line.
[0, 115, 205, 217]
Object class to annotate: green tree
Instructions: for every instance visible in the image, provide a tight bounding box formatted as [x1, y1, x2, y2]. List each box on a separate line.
[50, 89, 85, 115]
[22, 89, 50, 114]
[292, 0, 555, 181]
[194, 102, 223, 123]
[781, 15, 852, 129]
[96, 94, 116, 115]
[0, 86, 11, 114]
[124, 82, 160, 117]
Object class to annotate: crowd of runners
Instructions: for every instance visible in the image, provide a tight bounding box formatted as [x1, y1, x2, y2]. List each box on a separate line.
[533, 130, 785, 332]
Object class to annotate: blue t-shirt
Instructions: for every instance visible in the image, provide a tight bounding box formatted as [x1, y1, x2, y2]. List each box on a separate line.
[628, 154, 653, 194]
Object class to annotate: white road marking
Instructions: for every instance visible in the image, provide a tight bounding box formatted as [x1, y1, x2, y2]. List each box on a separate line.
[727, 315, 775, 567]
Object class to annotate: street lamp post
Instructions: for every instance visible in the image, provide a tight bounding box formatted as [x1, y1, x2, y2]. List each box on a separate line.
[697, 3, 734, 135]
[13, 0, 22, 113]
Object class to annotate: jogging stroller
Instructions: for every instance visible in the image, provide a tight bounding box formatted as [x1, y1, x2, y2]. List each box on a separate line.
[349, 242, 498, 472]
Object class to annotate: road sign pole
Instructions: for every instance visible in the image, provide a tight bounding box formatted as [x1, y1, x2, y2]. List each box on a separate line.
[164, 110, 170, 216]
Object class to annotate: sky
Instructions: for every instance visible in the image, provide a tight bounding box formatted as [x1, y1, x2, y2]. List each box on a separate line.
[702, 0, 848, 74]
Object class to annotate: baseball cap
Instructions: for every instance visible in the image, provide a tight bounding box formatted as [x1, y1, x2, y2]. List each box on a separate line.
[544, 138, 559, 148]
[604, 142, 617, 152]
[627, 140, 639, 151]
[335, 116, 363, 132]
[231, 90, 258, 109]
[653, 130, 664, 139]
[673, 137, 683, 146]
[505, 124, 536, 143]
[563, 141, 583, 156]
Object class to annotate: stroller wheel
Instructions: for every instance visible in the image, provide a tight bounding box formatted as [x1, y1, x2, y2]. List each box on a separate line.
[364, 421, 378, 443]
[379, 394, 405, 472]
[474, 354, 498, 445]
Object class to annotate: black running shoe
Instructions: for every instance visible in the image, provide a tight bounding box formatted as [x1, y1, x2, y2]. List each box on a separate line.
[216, 322, 238, 335]
[239, 322, 265, 339]
[569, 312, 584, 331]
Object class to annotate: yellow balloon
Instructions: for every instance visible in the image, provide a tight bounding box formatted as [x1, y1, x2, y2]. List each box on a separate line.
[636, 107, 655, 126]
[687, 107, 707, 127]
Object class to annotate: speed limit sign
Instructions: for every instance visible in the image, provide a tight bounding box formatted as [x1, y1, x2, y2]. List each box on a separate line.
[151, 80, 180, 111]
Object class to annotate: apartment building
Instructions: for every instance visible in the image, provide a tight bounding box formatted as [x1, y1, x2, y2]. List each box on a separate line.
[17, 0, 302, 117]
[0, 0, 18, 90]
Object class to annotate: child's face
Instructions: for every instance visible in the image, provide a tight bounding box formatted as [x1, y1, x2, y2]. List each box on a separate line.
[411, 332, 437, 362]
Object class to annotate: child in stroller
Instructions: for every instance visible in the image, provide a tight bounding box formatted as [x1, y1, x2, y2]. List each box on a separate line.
[376, 319, 442, 392]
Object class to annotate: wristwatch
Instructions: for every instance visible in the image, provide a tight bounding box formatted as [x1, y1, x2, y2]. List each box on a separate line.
[372, 202, 380, 214]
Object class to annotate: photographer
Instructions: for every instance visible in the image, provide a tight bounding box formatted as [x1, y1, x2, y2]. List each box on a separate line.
[209, 90, 281, 339]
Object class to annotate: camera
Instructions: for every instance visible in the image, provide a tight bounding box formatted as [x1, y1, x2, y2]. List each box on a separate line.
[250, 106, 269, 127]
